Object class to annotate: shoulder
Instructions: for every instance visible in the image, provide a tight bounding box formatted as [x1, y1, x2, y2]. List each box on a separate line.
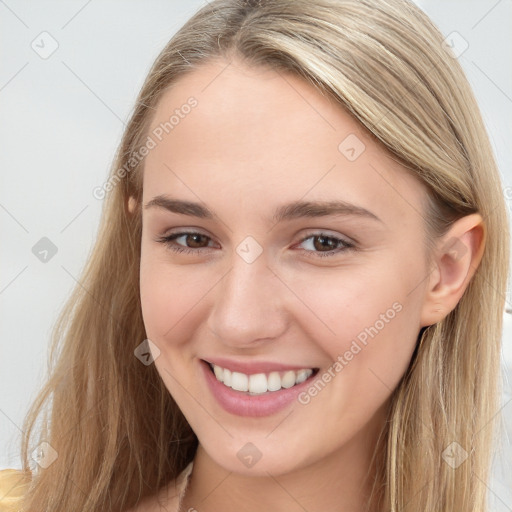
[0, 463, 194, 512]
[0, 469, 31, 512]
[125, 461, 194, 512]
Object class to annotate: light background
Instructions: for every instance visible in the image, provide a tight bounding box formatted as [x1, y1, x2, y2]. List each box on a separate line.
[1, 0, 511, 509]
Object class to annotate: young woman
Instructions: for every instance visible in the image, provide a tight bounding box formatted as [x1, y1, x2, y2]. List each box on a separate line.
[1, 0, 509, 511]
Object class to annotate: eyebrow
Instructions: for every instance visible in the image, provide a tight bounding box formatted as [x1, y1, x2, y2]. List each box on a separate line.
[144, 195, 382, 223]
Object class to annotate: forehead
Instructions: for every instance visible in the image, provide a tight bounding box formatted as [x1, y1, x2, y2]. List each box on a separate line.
[142, 57, 427, 227]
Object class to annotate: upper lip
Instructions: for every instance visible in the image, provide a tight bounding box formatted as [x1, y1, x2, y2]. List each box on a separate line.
[202, 357, 319, 375]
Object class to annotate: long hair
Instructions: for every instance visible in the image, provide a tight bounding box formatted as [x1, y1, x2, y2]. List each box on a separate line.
[18, 0, 510, 510]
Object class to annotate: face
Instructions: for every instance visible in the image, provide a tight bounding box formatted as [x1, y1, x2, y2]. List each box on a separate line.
[138, 57, 431, 477]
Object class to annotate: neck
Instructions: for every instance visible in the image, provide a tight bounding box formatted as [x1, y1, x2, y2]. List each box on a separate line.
[179, 404, 388, 512]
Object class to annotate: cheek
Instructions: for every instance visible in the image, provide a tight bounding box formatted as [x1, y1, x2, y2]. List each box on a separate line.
[288, 257, 424, 378]
[139, 249, 202, 341]
[288, 265, 422, 439]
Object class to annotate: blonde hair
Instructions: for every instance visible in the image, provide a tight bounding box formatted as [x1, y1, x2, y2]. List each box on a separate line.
[18, 0, 510, 510]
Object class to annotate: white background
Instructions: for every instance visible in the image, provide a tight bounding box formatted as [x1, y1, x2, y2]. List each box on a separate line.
[1, 1, 511, 509]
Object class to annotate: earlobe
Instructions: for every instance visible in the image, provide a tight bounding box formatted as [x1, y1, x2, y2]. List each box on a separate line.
[127, 196, 138, 214]
[420, 213, 485, 327]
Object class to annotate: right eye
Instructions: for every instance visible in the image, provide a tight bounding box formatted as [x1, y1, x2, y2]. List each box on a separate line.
[155, 231, 216, 254]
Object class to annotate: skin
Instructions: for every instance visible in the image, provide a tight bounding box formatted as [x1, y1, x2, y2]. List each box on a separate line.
[131, 57, 484, 512]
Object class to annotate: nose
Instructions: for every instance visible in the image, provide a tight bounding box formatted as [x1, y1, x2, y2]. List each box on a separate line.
[206, 252, 289, 349]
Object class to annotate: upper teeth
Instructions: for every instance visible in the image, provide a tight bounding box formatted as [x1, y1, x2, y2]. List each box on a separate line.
[211, 364, 314, 394]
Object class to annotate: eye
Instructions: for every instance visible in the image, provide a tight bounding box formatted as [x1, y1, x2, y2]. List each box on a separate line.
[155, 230, 356, 258]
[155, 231, 216, 254]
[295, 233, 355, 258]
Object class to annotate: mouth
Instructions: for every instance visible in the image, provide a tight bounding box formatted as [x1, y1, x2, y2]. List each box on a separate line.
[203, 359, 320, 396]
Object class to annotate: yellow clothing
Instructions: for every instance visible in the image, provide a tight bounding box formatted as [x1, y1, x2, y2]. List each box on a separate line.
[0, 462, 193, 512]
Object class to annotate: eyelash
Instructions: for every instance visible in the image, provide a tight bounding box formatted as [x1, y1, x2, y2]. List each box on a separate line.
[155, 231, 356, 258]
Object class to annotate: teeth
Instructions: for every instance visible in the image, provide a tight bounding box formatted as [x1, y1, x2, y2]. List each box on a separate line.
[213, 365, 224, 382]
[267, 371, 281, 392]
[281, 371, 296, 388]
[231, 372, 249, 392]
[249, 373, 267, 394]
[295, 369, 310, 384]
[210, 364, 314, 394]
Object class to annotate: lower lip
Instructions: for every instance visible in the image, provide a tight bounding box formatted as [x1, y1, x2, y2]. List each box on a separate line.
[200, 360, 318, 417]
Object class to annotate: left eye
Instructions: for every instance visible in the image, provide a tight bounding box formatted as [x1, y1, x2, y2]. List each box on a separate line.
[155, 231, 355, 258]
[295, 233, 354, 258]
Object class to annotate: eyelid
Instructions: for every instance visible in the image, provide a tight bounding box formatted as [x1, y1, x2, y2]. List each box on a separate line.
[158, 227, 356, 244]
[155, 228, 356, 258]
[156, 229, 219, 249]
[298, 228, 357, 246]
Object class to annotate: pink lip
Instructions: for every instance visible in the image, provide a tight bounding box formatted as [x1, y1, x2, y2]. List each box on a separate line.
[203, 357, 317, 375]
[200, 360, 319, 417]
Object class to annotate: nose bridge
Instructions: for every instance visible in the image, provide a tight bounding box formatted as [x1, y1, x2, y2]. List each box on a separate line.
[207, 250, 288, 346]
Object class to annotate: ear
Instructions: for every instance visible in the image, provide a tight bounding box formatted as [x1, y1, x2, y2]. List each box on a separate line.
[127, 196, 138, 214]
[420, 213, 485, 327]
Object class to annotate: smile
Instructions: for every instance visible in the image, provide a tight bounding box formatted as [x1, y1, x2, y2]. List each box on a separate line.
[209, 362, 315, 394]
[201, 359, 320, 417]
